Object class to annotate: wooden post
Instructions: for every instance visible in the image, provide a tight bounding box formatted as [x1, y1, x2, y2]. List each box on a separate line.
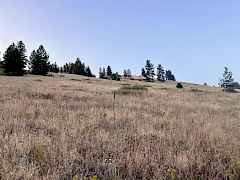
[113, 91, 116, 122]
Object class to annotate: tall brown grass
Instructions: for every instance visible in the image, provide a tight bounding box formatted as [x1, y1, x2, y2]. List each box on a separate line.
[0, 74, 240, 179]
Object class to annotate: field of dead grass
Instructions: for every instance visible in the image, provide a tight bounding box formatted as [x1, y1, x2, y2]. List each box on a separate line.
[0, 74, 240, 179]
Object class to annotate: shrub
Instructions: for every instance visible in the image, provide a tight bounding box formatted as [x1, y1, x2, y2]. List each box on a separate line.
[121, 85, 148, 91]
[176, 83, 183, 89]
[111, 73, 121, 81]
[116, 85, 148, 95]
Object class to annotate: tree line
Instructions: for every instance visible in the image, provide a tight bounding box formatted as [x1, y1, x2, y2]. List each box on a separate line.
[1, 41, 239, 92]
[1, 41, 178, 82]
[141, 59, 176, 82]
[0, 41, 94, 77]
[0, 41, 53, 76]
[0, 41, 179, 83]
[61, 58, 94, 77]
[0, 41, 177, 83]
[97, 60, 176, 83]
[99, 65, 121, 81]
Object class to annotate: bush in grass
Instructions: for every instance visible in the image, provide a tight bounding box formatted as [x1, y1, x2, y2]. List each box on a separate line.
[176, 83, 183, 89]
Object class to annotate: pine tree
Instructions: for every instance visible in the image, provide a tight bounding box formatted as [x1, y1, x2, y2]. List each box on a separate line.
[63, 63, 68, 73]
[80, 62, 86, 75]
[66, 64, 69, 73]
[144, 59, 155, 81]
[85, 66, 93, 77]
[60, 67, 63, 73]
[99, 67, 106, 79]
[2, 41, 27, 76]
[30, 45, 50, 75]
[103, 67, 106, 77]
[62, 58, 93, 77]
[157, 64, 165, 82]
[123, 69, 131, 78]
[111, 72, 120, 81]
[166, 70, 176, 81]
[17, 41, 28, 63]
[49, 62, 59, 73]
[69, 63, 75, 74]
[127, 69, 131, 77]
[74, 58, 82, 75]
[99, 67, 103, 78]
[141, 68, 146, 78]
[123, 69, 127, 78]
[220, 67, 234, 90]
[0, 51, 2, 70]
[107, 65, 112, 77]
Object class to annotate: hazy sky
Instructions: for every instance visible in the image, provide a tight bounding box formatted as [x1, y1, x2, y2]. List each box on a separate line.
[1, 0, 240, 84]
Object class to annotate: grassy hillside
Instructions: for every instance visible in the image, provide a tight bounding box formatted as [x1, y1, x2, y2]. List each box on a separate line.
[0, 74, 239, 179]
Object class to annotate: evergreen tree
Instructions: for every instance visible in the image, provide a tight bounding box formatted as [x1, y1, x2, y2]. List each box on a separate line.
[80, 62, 85, 75]
[127, 69, 132, 77]
[111, 72, 121, 81]
[157, 64, 165, 82]
[62, 59, 93, 77]
[144, 59, 155, 81]
[123, 69, 127, 77]
[2, 41, 27, 76]
[103, 67, 106, 77]
[74, 58, 82, 75]
[141, 68, 146, 78]
[17, 41, 28, 63]
[166, 70, 176, 81]
[63, 63, 69, 73]
[30, 45, 50, 75]
[99, 67, 108, 79]
[220, 67, 234, 90]
[49, 62, 59, 73]
[123, 69, 132, 78]
[99, 67, 103, 78]
[66, 63, 70, 73]
[85, 66, 93, 77]
[107, 65, 112, 77]
[60, 67, 63, 73]
[69, 63, 75, 74]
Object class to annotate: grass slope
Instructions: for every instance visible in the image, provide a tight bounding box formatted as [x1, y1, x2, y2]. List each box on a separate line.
[0, 74, 239, 179]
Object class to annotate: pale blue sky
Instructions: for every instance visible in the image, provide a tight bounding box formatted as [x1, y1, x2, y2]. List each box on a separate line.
[0, 0, 240, 84]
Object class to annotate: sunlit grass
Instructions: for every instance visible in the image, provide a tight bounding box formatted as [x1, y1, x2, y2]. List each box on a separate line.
[0, 74, 239, 179]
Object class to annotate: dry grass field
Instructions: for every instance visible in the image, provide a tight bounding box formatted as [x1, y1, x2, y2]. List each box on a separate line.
[0, 74, 240, 179]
